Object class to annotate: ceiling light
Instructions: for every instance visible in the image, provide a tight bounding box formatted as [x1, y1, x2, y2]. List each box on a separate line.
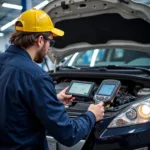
[0, 0, 50, 31]
[1, 18, 18, 31]
[2, 3, 23, 10]
[0, 33, 4, 37]
[90, 49, 99, 67]
[34, 0, 49, 9]
[68, 52, 79, 66]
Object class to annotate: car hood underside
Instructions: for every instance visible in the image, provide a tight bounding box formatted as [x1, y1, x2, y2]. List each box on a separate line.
[43, 0, 150, 62]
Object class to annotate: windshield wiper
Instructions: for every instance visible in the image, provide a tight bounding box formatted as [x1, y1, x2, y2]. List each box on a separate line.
[81, 65, 150, 75]
[106, 65, 150, 75]
[60, 66, 81, 70]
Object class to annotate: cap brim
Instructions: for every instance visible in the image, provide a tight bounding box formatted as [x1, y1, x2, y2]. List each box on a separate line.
[51, 27, 64, 36]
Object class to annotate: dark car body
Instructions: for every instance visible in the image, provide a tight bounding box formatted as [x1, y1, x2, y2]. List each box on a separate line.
[82, 109, 150, 150]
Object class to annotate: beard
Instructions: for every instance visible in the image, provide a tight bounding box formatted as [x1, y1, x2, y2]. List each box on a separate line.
[34, 50, 45, 63]
[34, 44, 47, 63]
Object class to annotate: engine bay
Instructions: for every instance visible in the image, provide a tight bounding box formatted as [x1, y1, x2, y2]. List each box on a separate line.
[53, 75, 150, 117]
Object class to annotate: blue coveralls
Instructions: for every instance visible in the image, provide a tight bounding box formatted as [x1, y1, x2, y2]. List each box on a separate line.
[0, 45, 96, 150]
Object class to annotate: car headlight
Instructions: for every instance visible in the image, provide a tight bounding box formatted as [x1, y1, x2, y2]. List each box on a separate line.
[108, 97, 150, 128]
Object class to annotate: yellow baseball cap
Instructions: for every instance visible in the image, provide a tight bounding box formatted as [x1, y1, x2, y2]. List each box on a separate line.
[15, 8, 64, 36]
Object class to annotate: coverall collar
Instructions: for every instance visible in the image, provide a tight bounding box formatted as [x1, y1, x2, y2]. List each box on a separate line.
[6, 45, 32, 60]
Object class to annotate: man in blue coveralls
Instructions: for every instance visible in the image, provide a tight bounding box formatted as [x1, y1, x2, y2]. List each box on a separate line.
[0, 8, 104, 150]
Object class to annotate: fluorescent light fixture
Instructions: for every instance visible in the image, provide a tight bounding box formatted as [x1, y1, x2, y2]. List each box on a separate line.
[68, 52, 79, 66]
[0, 33, 4, 37]
[1, 18, 18, 31]
[34, 0, 49, 9]
[2, 3, 23, 10]
[90, 49, 99, 67]
[0, 0, 50, 31]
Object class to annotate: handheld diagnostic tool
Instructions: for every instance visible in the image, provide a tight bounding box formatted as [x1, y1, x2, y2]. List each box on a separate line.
[94, 79, 121, 104]
[66, 80, 95, 98]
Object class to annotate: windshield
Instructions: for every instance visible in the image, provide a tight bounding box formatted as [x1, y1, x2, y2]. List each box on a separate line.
[133, 0, 150, 4]
[64, 48, 150, 67]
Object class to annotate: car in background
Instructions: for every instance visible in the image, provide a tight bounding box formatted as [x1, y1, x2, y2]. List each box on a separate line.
[43, 0, 150, 150]
[62, 48, 150, 68]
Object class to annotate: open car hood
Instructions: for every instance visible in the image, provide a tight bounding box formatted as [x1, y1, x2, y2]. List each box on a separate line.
[43, 0, 150, 63]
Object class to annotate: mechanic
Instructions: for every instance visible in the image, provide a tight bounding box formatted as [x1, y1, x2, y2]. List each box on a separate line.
[0, 8, 104, 150]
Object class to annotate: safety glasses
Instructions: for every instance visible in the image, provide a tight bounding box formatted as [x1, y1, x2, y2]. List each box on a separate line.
[43, 36, 55, 47]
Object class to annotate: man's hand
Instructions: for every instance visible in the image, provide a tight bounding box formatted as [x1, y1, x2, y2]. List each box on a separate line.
[57, 87, 75, 104]
[88, 102, 104, 122]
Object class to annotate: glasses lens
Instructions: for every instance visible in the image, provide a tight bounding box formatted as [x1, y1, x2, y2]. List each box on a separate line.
[42, 35, 55, 47]
[50, 39, 55, 47]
